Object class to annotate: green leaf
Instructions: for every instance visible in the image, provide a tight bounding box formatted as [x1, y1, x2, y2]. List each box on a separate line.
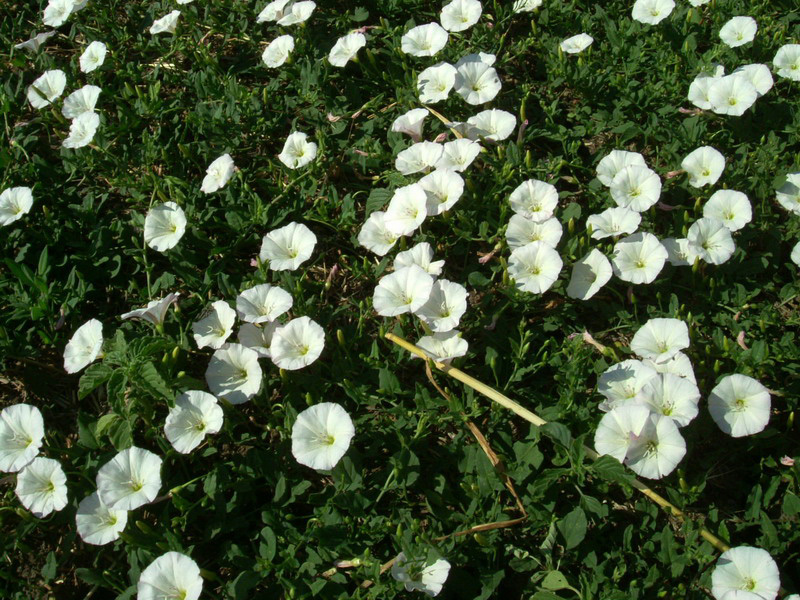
[95, 413, 119, 437]
[591, 454, 633, 485]
[557, 507, 587, 550]
[78, 363, 114, 400]
[41, 551, 57, 583]
[365, 187, 392, 215]
[139, 362, 173, 400]
[541, 570, 578, 593]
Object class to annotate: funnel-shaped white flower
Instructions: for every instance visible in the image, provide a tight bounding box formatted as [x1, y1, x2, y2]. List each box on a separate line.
[401, 23, 448, 57]
[80, 41, 107, 73]
[144, 202, 187, 252]
[391, 108, 428, 141]
[259, 222, 317, 271]
[596, 150, 646, 187]
[681, 146, 725, 188]
[192, 300, 236, 350]
[96, 447, 162, 511]
[419, 168, 464, 215]
[394, 242, 445, 276]
[708, 374, 770, 437]
[507, 215, 563, 249]
[278, 131, 317, 169]
[391, 553, 452, 597]
[328, 32, 365, 67]
[0, 404, 44, 473]
[270, 316, 325, 370]
[165, 391, 223, 454]
[27, 69, 66, 109]
[587, 207, 641, 240]
[630, 318, 689, 364]
[120, 293, 180, 326]
[711, 546, 780, 600]
[638, 373, 700, 427]
[0, 187, 34, 226]
[611, 165, 661, 212]
[417, 279, 468, 333]
[205, 344, 262, 404]
[373, 265, 434, 316]
[687, 217, 735, 265]
[357, 211, 399, 256]
[509, 241, 562, 294]
[236, 284, 292, 324]
[200, 154, 235, 194]
[611, 232, 667, 284]
[138, 552, 203, 600]
[703, 190, 751, 232]
[291, 402, 355, 470]
[566, 248, 612, 300]
[64, 318, 103, 374]
[16, 457, 68, 517]
[509, 179, 558, 222]
[76, 492, 127, 545]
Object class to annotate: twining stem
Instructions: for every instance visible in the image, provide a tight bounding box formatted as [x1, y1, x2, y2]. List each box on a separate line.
[385, 332, 731, 554]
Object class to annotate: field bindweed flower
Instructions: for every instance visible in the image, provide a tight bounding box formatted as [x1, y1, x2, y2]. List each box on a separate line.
[201, 154, 235, 194]
[238, 321, 279, 358]
[711, 546, 780, 600]
[276, 1, 316, 26]
[80, 41, 107, 73]
[0, 404, 44, 473]
[708, 75, 758, 117]
[138, 552, 203, 600]
[391, 108, 429, 141]
[508, 241, 562, 294]
[27, 69, 66, 109]
[440, 0, 482, 32]
[560, 33, 593, 54]
[16, 457, 68, 517]
[509, 179, 558, 222]
[624, 412, 686, 479]
[631, 0, 675, 26]
[259, 222, 317, 270]
[262, 35, 294, 68]
[436, 139, 481, 172]
[708, 374, 771, 437]
[687, 217, 735, 265]
[192, 300, 236, 349]
[662, 237, 699, 267]
[417, 279, 468, 333]
[64, 318, 103, 374]
[594, 404, 651, 462]
[257, 0, 290, 23]
[270, 316, 325, 370]
[566, 249, 612, 300]
[384, 184, 428, 235]
[396, 142, 444, 175]
[96, 447, 162, 511]
[417, 62, 457, 103]
[144, 202, 187, 252]
[164, 391, 224, 454]
[374, 265, 434, 316]
[719, 17, 757, 48]
[587, 207, 641, 240]
[681, 146, 725, 188]
[150, 10, 181, 35]
[703, 190, 752, 232]
[394, 242, 445, 276]
[120, 293, 180, 326]
[292, 402, 355, 470]
[63, 112, 100, 149]
[465, 109, 516, 142]
[236, 284, 292, 324]
[506, 214, 563, 249]
[328, 32, 366, 67]
[733, 64, 774, 97]
[419, 168, 464, 215]
[687, 67, 725, 110]
[792, 242, 800, 267]
[43, 0, 74, 27]
[596, 150, 646, 187]
[631, 318, 689, 364]
[205, 344, 262, 404]
[611, 232, 668, 284]
[0, 186, 34, 226]
[773, 44, 800, 81]
[402, 23, 449, 57]
[15, 31, 57, 52]
[776, 173, 800, 214]
[416, 330, 468, 363]
[644, 351, 696, 384]
[62, 85, 101, 119]
[638, 373, 700, 427]
[391, 553, 451, 597]
[279, 131, 317, 169]
[610, 165, 661, 212]
[597, 359, 658, 411]
[454, 60, 501, 105]
[76, 492, 127, 545]
[357, 211, 399, 256]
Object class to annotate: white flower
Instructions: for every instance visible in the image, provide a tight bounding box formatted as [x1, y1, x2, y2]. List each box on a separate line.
[704, 190, 751, 232]
[391, 553, 451, 597]
[278, 131, 317, 169]
[401, 23, 449, 57]
[62, 85, 101, 119]
[773, 44, 800, 81]
[76, 492, 127, 545]
[384, 184, 428, 235]
[0, 404, 44, 473]
[611, 232, 668, 284]
[455, 52, 495, 68]
[205, 344, 262, 404]
[138, 552, 203, 600]
[708, 374, 771, 437]
[687, 68, 725, 110]
[566, 248, 612, 300]
[508, 241, 562, 294]
[436, 139, 481, 172]
[776, 172, 800, 215]
[733, 64, 774, 97]
[80, 41, 107, 73]
[14, 31, 56, 52]
[708, 74, 758, 117]
[200, 153, 235, 194]
[681, 146, 725, 188]
[291, 402, 354, 470]
[417, 279, 468, 332]
[357, 211, 399, 256]
[16, 457, 68, 517]
[257, 0, 291, 23]
[596, 150, 646, 187]
[638, 373, 700, 427]
[594, 404, 651, 462]
[440, 0, 482, 32]
[465, 109, 517, 142]
[270, 316, 325, 370]
[688, 0, 710, 5]
[610, 165, 661, 212]
[631, 0, 675, 26]
[144, 202, 186, 252]
[277, 1, 316, 26]
[630, 318, 689, 364]
[0, 186, 34, 226]
[43, 0, 75, 28]
[416, 330, 468, 363]
[512, 0, 542, 12]
[373, 265, 434, 316]
[396, 141, 444, 175]
[120, 293, 180, 326]
[164, 391, 223, 454]
[711, 547, 780, 600]
[27, 69, 66, 109]
[63, 111, 100, 149]
[64, 318, 103, 374]
[236, 284, 292, 324]
[508, 179, 558, 222]
[262, 35, 295, 68]
[687, 217, 735, 265]
[624, 412, 686, 479]
[506, 214, 563, 249]
[96, 447, 162, 510]
[328, 32, 366, 67]
[597, 359, 658, 411]
[419, 168, 464, 215]
[417, 62, 457, 104]
[258, 221, 317, 271]
[454, 60, 501, 105]
[662, 237, 699, 267]
[586, 207, 641, 239]
[644, 351, 696, 384]
[391, 108, 429, 142]
[192, 300, 236, 350]
[793, 241, 800, 267]
[560, 33, 593, 54]
[150, 10, 181, 35]
[238, 322, 279, 357]
[719, 16, 757, 48]
[394, 242, 445, 276]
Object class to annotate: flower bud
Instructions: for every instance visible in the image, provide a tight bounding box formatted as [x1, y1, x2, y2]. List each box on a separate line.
[337, 328, 346, 347]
